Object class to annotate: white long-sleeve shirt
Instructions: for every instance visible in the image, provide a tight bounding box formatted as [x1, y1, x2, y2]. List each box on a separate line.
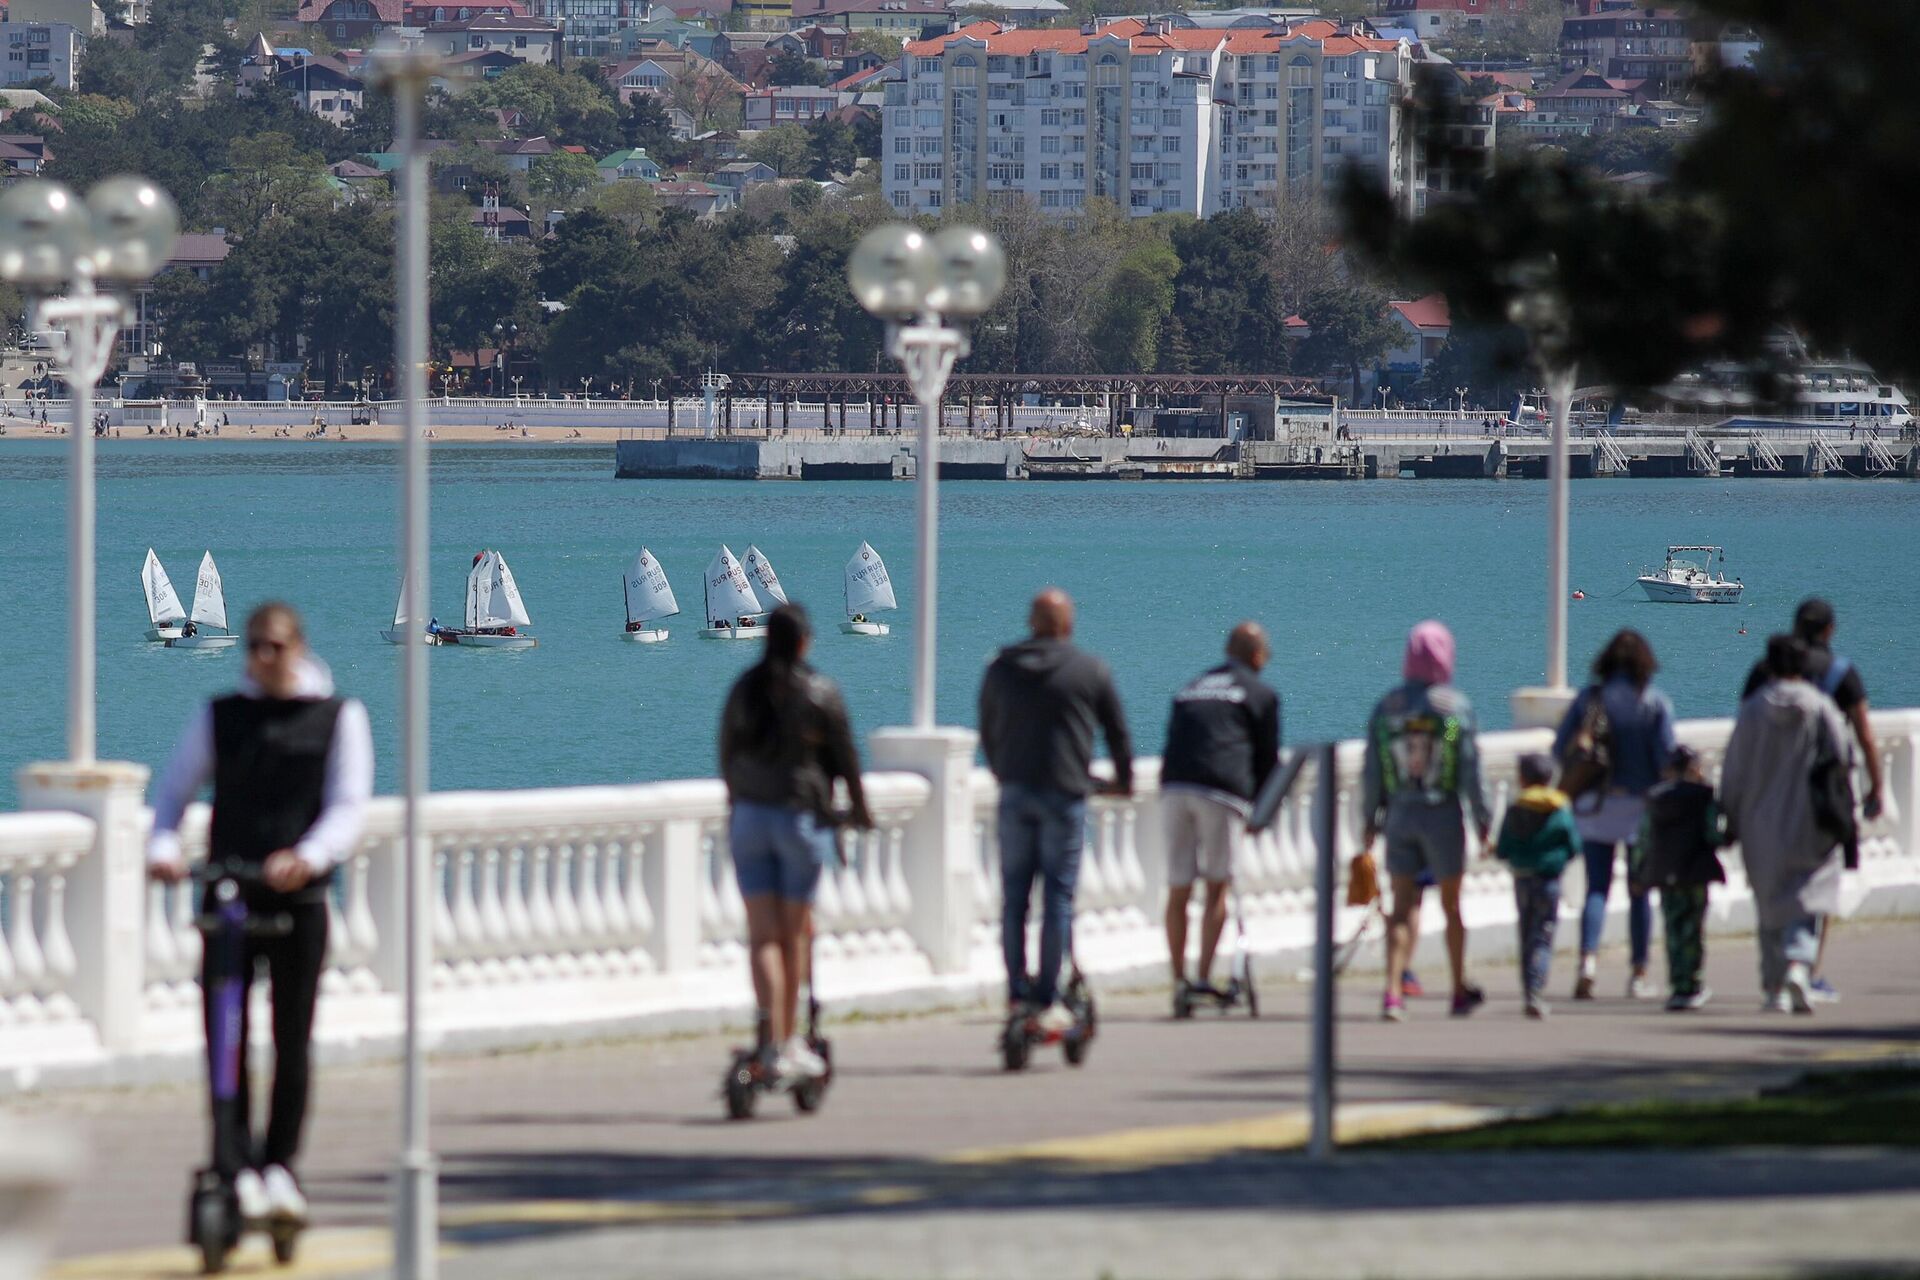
[146, 658, 374, 873]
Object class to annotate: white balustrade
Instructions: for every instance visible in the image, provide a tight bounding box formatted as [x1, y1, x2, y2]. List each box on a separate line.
[4, 713, 1918, 1086]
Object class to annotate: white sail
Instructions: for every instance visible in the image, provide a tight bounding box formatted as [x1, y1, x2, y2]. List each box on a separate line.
[142, 549, 185, 626]
[465, 552, 494, 629]
[491, 553, 533, 627]
[704, 545, 762, 623]
[742, 545, 788, 607]
[393, 575, 410, 627]
[189, 552, 227, 631]
[624, 549, 680, 624]
[844, 541, 897, 616]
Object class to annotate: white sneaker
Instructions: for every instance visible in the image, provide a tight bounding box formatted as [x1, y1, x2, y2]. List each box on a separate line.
[262, 1164, 307, 1224]
[777, 1036, 827, 1081]
[1783, 962, 1815, 1015]
[1035, 1002, 1076, 1035]
[1626, 973, 1657, 1001]
[233, 1168, 270, 1223]
[1761, 990, 1792, 1014]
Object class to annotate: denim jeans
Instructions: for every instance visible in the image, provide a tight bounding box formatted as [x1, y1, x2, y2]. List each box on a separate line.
[1580, 839, 1651, 966]
[1758, 912, 1820, 995]
[997, 783, 1087, 1007]
[1513, 873, 1561, 1001]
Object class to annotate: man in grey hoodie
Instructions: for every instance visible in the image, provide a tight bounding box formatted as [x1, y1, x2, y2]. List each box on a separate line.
[979, 588, 1133, 1031]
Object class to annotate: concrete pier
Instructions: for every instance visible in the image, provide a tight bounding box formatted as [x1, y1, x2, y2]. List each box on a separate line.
[616, 429, 1919, 481]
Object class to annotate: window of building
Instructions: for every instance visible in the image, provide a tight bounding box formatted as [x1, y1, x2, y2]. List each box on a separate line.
[1362, 109, 1379, 131]
[927, 190, 941, 207]
[1325, 137, 1342, 154]
[1162, 136, 1180, 152]
[1131, 108, 1151, 126]
[1040, 135, 1059, 153]
[891, 191, 908, 209]
[1162, 108, 1179, 125]
[1265, 109, 1278, 125]
[1041, 190, 1060, 207]
[1130, 162, 1152, 180]
[1132, 55, 1155, 72]
[1288, 58, 1311, 87]
[1361, 137, 1377, 155]
[1130, 191, 1148, 207]
[893, 136, 911, 154]
[1041, 107, 1060, 125]
[1071, 161, 1085, 179]
[893, 163, 911, 180]
[1040, 162, 1059, 179]
[915, 162, 942, 180]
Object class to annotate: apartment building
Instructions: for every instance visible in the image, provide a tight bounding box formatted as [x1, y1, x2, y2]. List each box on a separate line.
[1560, 2, 1693, 91]
[0, 21, 81, 90]
[883, 18, 1413, 219]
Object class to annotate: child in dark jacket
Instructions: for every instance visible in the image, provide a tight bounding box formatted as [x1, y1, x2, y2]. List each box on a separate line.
[1637, 745, 1725, 1011]
[1495, 752, 1583, 1018]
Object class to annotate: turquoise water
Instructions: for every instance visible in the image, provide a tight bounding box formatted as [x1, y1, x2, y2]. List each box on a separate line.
[2, 440, 1915, 807]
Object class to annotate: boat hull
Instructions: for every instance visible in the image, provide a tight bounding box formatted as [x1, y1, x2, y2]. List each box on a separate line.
[700, 625, 767, 640]
[167, 634, 238, 649]
[146, 625, 184, 642]
[381, 629, 447, 645]
[840, 621, 889, 636]
[1638, 577, 1743, 604]
[454, 633, 538, 649]
[623, 628, 670, 643]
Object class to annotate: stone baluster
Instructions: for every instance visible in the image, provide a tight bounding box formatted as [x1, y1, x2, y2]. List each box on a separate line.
[450, 850, 484, 982]
[343, 853, 379, 993]
[40, 863, 79, 1022]
[11, 863, 48, 1021]
[646, 816, 702, 975]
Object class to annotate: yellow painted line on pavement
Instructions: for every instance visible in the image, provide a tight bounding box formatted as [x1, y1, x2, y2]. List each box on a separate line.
[44, 1228, 439, 1280]
[439, 1198, 798, 1228]
[943, 1102, 1505, 1170]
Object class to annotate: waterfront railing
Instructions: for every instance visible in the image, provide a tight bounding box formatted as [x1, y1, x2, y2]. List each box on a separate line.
[4, 712, 1917, 1091]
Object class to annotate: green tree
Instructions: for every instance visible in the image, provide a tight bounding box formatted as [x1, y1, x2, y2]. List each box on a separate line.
[529, 151, 602, 204]
[1087, 242, 1179, 372]
[848, 31, 902, 59]
[536, 207, 643, 299]
[1167, 209, 1288, 372]
[467, 64, 624, 151]
[593, 179, 663, 234]
[203, 133, 332, 239]
[747, 123, 813, 178]
[1297, 284, 1400, 403]
[768, 50, 826, 87]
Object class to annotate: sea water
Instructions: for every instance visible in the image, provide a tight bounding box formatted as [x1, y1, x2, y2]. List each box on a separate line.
[1, 440, 1914, 808]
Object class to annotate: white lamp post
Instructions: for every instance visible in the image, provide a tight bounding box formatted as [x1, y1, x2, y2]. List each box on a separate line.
[0, 176, 178, 764]
[848, 223, 1005, 729]
[1507, 274, 1578, 729]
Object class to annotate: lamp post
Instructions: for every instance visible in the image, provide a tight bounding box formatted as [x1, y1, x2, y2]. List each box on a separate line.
[848, 223, 1005, 730]
[1455, 385, 1468, 415]
[510, 374, 523, 403]
[580, 376, 593, 402]
[373, 36, 441, 1280]
[1506, 269, 1577, 729]
[1376, 385, 1392, 411]
[0, 175, 178, 764]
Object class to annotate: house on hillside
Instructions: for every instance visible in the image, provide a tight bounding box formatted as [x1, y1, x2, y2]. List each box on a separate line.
[293, 0, 402, 42]
[787, 0, 947, 36]
[1383, 295, 1450, 373]
[654, 178, 734, 217]
[1376, 0, 1527, 44]
[596, 147, 663, 181]
[0, 131, 52, 177]
[0, 22, 82, 90]
[270, 55, 365, 123]
[433, 48, 525, 87]
[422, 13, 560, 65]
[470, 203, 535, 240]
[743, 85, 839, 129]
[711, 159, 777, 190]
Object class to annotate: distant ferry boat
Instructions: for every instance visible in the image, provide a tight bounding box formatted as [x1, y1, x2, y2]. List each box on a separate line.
[1648, 357, 1914, 430]
[1638, 546, 1744, 604]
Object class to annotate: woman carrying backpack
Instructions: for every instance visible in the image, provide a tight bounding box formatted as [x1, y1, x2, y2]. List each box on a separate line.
[1553, 630, 1677, 1001]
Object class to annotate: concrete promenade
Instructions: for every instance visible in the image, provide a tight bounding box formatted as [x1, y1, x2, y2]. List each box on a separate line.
[26, 920, 1920, 1279]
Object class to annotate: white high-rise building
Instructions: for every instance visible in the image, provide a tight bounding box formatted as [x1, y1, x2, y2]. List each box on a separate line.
[883, 17, 1414, 218]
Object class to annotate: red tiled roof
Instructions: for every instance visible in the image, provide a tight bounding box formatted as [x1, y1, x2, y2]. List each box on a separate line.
[296, 0, 403, 21]
[908, 18, 1395, 59]
[1390, 294, 1450, 330]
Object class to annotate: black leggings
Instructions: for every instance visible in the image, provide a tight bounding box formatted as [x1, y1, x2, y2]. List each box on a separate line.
[201, 900, 329, 1177]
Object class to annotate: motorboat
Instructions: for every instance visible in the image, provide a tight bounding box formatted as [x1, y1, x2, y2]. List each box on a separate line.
[456, 550, 537, 648]
[167, 553, 240, 648]
[142, 548, 187, 642]
[840, 541, 896, 636]
[700, 545, 767, 640]
[1637, 546, 1743, 604]
[622, 548, 680, 643]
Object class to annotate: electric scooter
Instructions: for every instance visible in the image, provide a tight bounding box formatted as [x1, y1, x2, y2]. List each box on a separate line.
[1000, 959, 1097, 1070]
[1173, 892, 1259, 1019]
[185, 861, 301, 1274]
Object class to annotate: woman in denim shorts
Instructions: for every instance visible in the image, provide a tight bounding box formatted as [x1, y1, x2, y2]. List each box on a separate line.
[719, 603, 872, 1081]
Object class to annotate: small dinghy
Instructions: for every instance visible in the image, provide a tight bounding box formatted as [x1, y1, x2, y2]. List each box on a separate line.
[381, 575, 445, 645]
[167, 553, 239, 649]
[455, 550, 538, 648]
[700, 545, 767, 640]
[742, 545, 788, 609]
[839, 541, 896, 636]
[142, 548, 187, 642]
[622, 548, 680, 643]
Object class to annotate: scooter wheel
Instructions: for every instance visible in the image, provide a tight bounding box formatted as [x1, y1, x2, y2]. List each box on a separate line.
[1244, 971, 1260, 1020]
[1001, 1025, 1031, 1072]
[1063, 1033, 1090, 1067]
[1172, 988, 1193, 1020]
[192, 1192, 231, 1274]
[724, 1056, 758, 1121]
[272, 1225, 300, 1265]
[792, 1078, 826, 1112]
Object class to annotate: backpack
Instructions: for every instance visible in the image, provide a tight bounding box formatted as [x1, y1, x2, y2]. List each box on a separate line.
[1558, 686, 1613, 805]
[1809, 712, 1860, 870]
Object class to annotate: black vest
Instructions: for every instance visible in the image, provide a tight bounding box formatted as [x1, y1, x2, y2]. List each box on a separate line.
[209, 695, 344, 896]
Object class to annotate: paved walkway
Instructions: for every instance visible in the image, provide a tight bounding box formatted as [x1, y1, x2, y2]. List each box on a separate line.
[24, 921, 1920, 1279]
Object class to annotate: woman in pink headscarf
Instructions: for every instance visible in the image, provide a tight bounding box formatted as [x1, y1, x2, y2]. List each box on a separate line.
[1360, 621, 1494, 1021]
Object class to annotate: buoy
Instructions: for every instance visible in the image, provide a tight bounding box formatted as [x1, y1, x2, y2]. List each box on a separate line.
[1738, 627, 1748, 635]
[1571, 590, 1586, 600]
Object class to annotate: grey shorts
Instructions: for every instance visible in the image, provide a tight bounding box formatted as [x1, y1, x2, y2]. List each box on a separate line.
[1383, 801, 1467, 882]
[1162, 788, 1245, 887]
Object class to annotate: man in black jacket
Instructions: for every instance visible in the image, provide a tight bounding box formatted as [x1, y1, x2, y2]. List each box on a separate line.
[979, 589, 1133, 1032]
[1161, 622, 1281, 1006]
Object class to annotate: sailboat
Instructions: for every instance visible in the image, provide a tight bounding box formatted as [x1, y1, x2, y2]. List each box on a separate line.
[167, 553, 239, 649]
[840, 541, 897, 636]
[141, 548, 187, 642]
[381, 576, 444, 645]
[456, 549, 537, 648]
[700, 545, 766, 640]
[622, 548, 680, 643]
[742, 545, 787, 610]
